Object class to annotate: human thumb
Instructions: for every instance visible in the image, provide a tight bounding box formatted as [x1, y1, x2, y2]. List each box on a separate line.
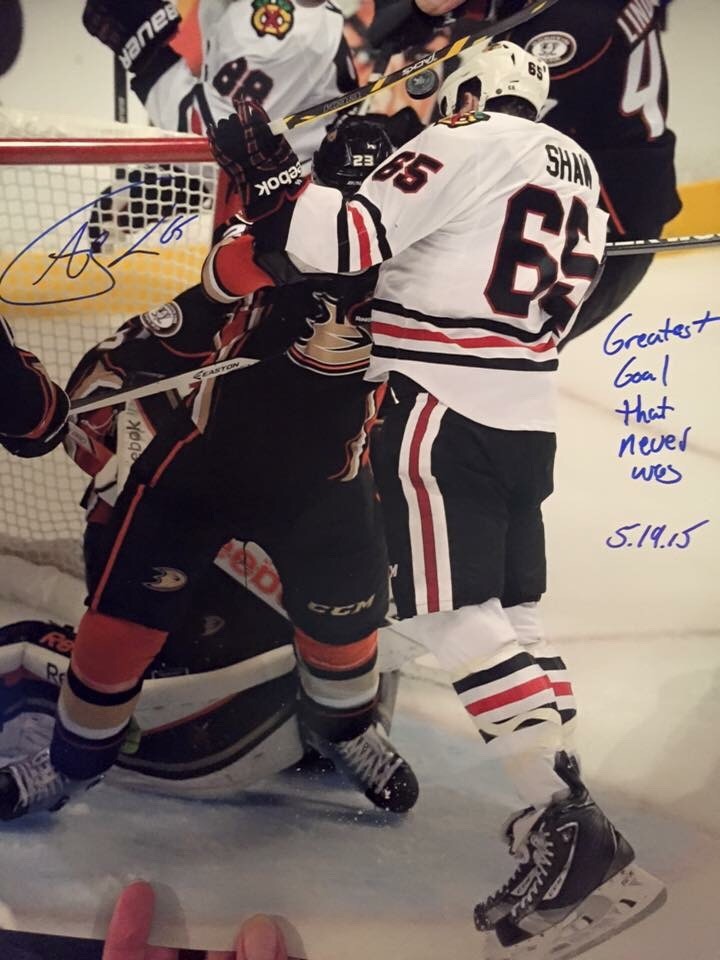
[237, 914, 288, 960]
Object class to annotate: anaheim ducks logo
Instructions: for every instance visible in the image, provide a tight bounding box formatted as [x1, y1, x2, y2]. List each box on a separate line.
[142, 566, 188, 592]
[288, 293, 372, 375]
[140, 301, 183, 338]
[437, 111, 490, 128]
[251, 0, 294, 38]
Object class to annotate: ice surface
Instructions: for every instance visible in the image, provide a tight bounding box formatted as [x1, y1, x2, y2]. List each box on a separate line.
[0, 250, 719, 958]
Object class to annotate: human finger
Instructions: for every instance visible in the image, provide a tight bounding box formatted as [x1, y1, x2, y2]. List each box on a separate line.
[236, 914, 288, 960]
[101, 881, 158, 960]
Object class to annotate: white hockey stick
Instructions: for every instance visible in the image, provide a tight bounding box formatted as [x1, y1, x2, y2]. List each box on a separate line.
[70, 231, 720, 416]
[70, 355, 259, 415]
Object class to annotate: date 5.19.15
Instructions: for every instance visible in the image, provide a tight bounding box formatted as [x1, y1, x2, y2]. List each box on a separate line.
[606, 519, 710, 550]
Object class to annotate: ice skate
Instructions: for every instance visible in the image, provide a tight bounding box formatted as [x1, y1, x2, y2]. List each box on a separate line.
[303, 722, 419, 813]
[475, 752, 666, 959]
[0, 747, 99, 821]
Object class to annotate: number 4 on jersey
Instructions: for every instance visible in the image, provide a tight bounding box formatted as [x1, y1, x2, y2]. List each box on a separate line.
[621, 30, 666, 140]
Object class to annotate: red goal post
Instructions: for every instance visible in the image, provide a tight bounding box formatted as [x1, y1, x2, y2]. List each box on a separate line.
[0, 123, 219, 585]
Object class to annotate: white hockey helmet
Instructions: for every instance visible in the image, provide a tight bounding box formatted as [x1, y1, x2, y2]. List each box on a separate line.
[437, 40, 550, 120]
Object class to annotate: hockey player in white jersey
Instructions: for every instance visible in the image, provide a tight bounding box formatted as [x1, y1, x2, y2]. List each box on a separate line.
[197, 40, 666, 959]
[82, 0, 357, 162]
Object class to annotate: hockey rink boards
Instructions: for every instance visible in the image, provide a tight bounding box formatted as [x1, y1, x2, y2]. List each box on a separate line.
[0, 253, 719, 959]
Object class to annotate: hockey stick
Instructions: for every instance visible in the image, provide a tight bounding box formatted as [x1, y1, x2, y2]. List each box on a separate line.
[268, 0, 560, 135]
[113, 55, 128, 124]
[605, 233, 720, 256]
[70, 232, 719, 415]
[69, 355, 259, 415]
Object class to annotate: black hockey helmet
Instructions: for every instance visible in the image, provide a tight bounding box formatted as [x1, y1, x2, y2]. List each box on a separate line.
[313, 114, 396, 196]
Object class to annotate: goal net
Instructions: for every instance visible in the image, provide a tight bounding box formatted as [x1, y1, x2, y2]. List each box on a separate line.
[0, 109, 219, 588]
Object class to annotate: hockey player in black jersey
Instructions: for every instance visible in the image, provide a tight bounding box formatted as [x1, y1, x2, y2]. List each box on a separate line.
[0, 315, 69, 459]
[381, 0, 681, 345]
[0, 114, 420, 823]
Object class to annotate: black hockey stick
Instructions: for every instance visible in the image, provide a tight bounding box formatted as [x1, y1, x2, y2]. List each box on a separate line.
[268, 0, 560, 135]
[113, 55, 128, 124]
[606, 233, 720, 256]
[70, 232, 719, 416]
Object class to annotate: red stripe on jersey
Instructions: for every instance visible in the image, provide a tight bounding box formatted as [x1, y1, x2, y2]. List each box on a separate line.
[466, 675, 553, 716]
[600, 182, 627, 236]
[408, 396, 441, 613]
[149, 429, 200, 487]
[552, 681, 573, 698]
[349, 203, 372, 270]
[553, 36, 614, 81]
[371, 321, 555, 353]
[91, 484, 146, 611]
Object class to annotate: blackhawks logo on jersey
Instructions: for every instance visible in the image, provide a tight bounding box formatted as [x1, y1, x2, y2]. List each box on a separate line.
[251, 0, 294, 38]
[438, 111, 491, 129]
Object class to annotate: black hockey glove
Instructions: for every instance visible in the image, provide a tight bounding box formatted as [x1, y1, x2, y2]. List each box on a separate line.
[82, 0, 181, 81]
[0, 385, 69, 459]
[209, 100, 306, 223]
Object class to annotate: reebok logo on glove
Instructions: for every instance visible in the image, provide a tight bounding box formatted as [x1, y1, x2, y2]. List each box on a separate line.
[119, 3, 179, 70]
[254, 163, 304, 197]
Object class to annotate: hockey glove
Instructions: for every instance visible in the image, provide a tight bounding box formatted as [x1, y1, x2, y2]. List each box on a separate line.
[82, 0, 181, 97]
[0, 316, 70, 458]
[209, 99, 306, 223]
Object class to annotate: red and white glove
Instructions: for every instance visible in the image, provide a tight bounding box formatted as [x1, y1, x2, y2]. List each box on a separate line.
[209, 99, 306, 223]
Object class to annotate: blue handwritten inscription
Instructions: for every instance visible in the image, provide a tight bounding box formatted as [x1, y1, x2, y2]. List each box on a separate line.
[603, 310, 720, 356]
[0, 184, 198, 307]
[606, 519, 710, 550]
[605, 310, 718, 485]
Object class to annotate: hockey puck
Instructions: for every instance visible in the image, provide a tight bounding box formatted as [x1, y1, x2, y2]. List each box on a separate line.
[405, 70, 440, 100]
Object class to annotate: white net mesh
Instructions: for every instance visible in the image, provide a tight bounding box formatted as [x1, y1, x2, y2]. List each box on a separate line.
[0, 110, 218, 580]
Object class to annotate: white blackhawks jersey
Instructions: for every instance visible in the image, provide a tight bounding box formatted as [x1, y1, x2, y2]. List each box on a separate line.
[145, 0, 355, 162]
[285, 111, 609, 431]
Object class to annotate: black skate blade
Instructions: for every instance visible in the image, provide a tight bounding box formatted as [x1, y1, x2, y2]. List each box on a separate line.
[483, 865, 667, 960]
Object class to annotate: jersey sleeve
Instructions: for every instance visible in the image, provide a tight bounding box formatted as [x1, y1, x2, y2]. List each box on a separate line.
[285, 124, 479, 274]
[0, 316, 69, 457]
[143, 56, 198, 131]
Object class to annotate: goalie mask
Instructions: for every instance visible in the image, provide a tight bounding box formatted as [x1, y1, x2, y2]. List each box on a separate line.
[438, 40, 549, 121]
[313, 115, 396, 196]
